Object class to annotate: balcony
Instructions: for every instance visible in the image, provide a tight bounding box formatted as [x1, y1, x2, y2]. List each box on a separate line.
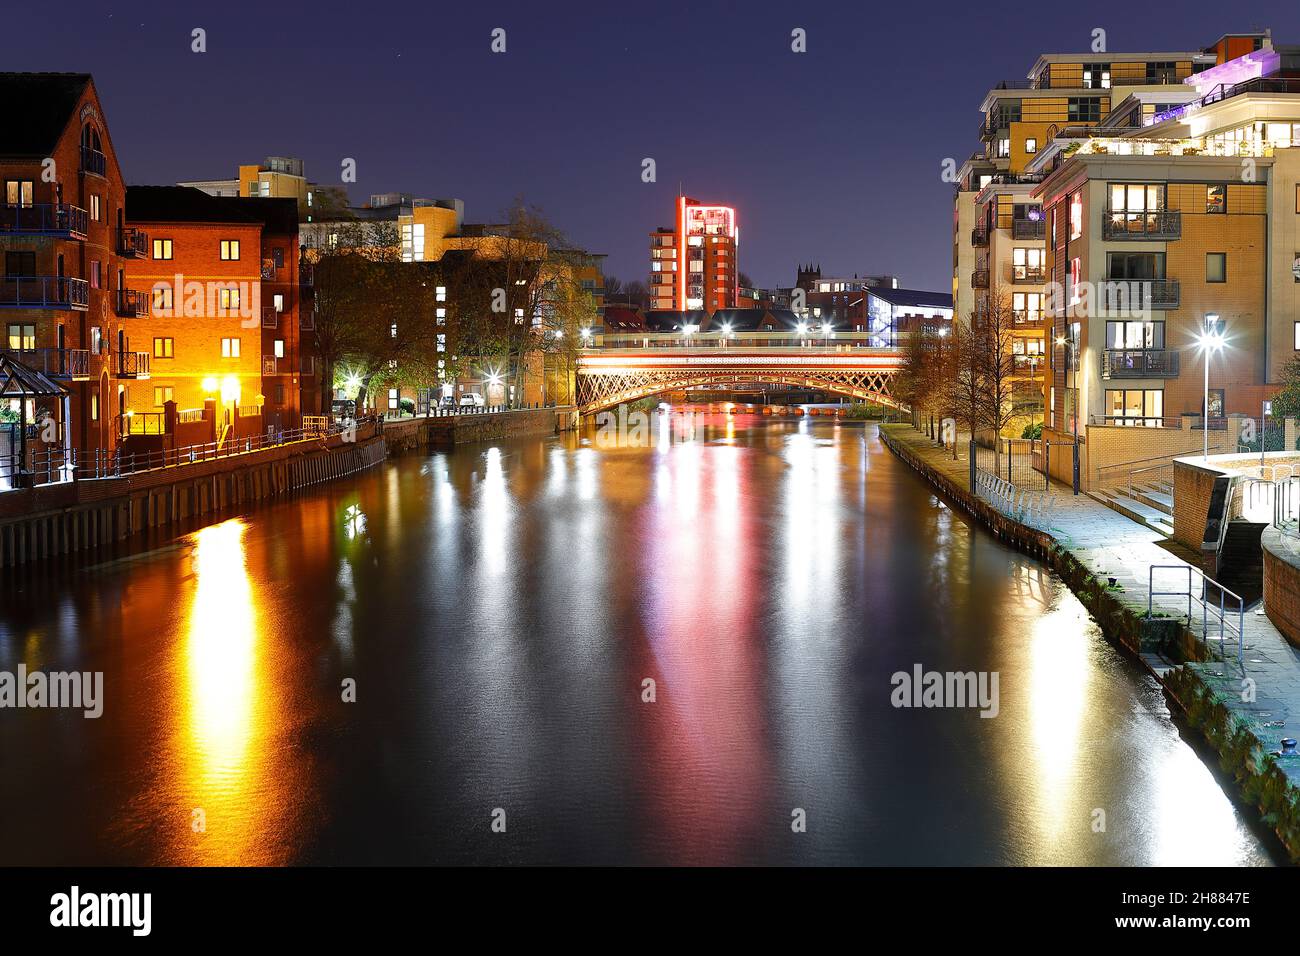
[117, 227, 148, 258]
[261, 260, 277, 280]
[80, 146, 107, 178]
[1103, 278, 1180, 311]
[115, 288, 150, 318]
[1012, 266, 1045, 284]
[0, 347, 90, 379]
[0, 203, 88, 239]
[262, 356, 285, 376]
[1102, 349, 1180, 379]
[1012, 218, 1045, 240]
[0, 276, 90, 310]
[1102, 209, 1181, 241]
[1012, 311, 1045, 325]
[971, 269, 990, 289]
[262, 307, 278, 329]
[971, 227, 989, 247]
[116, 351, 150, 379]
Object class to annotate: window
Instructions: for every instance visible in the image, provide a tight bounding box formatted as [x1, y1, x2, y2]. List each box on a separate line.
[220, 240, 240, 261]
[273, 339, 284, 359]
[1107, 252, 1165, 279]
[1084, 64, 1111, 89]
[997, 138, 1010, 158]
[271, 247, 284, 268]
[1011, 292, 1042, 322]
[1206, 184, 1227, 214]
[273, 293, 284, 312]
[4, 180, 34, 207]
[7, 323, 35, 349]
[5, 251, 35, 277]
[1106, 320, 1164, 350]
[1146, 62, 1177, 84]
[1024, 137, 1038, 155]
[152, 337, 174, 358]
[1105, 388, 1164, 426]
[1067, 97, 1102, 123]
[1293, 320, 1300, 350]
[152, 239, 173, 260]
[1070, 191, 1083, 239]
[1012, 248, 1044, 279]
[437, 333, 446, 353]
[1206, 389, 1224, 419]
[388, 388, 399, 411]
[221, 337, 240, 358]
[91, 393, 99, 421]
[153, 285, 173, 312]
[435, 286, 447, 302]
[1109, 183, 1164, 214]
[219, 288, 240, 310]
[153, 386, 174, 406]
[90, 195, 101, 221]
[90, 260, 101, 289]
[1206, 253, 1227, 283]
[436, 307, 446, 325]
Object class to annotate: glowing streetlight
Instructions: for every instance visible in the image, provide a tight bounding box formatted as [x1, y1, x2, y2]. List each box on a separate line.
[1198, 314, 1226, 461]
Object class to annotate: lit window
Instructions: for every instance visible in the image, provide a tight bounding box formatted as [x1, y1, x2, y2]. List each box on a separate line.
[1069, 191, 1083, 240]
[221, 337, 240, 358]
[1206, 184, 1227, 214]
[220, 240, 240, 261]
[274, 339, 284, 358]
[152, 337, 173, 358]
[153, 386, 174, 406]
[153, 285, 174, 312]
[436, 286, 446, 301]
[273, 293, 284, 312]
[90, 195, 101, 221]
[1024, 137, 1038, 155]
[5, 180, 33, 206]
[152, 239, 173, 260]
[219, 288, 240, 310]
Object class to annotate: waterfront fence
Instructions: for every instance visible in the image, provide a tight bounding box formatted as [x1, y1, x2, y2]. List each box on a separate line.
[1148, 564, 1245, 665]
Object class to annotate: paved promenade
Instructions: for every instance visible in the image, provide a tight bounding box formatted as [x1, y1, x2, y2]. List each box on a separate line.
[882, 423, 1300, 789]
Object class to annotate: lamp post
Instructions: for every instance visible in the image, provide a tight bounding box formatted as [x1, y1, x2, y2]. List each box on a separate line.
[1198, 313, 1225, 461]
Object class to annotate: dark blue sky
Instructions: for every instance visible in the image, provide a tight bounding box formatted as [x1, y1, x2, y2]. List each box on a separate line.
[12, 1, 1299, 291]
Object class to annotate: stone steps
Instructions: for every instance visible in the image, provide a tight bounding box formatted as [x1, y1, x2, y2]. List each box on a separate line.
[1086, 488, 1175, 538]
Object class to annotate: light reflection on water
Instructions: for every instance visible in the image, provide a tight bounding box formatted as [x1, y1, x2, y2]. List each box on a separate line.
[0, 414, 1278, 866]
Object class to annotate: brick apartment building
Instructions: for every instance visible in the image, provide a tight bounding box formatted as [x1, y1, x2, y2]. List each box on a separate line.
[0, 72, 153, 464]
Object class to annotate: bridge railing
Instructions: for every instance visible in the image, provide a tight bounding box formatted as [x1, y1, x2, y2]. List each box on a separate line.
[590, 331, 894, 350]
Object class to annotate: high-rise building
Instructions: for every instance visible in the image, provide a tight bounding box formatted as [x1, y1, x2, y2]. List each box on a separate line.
[649, 196, 738, 312]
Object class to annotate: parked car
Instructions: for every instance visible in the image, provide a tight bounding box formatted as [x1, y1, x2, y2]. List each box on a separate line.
[332, 399, 356, 420]
[439, 394, 457, 407]
[459, 392, 485, 408]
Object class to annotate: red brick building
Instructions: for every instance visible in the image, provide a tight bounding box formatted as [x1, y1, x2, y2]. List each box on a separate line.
[0, 73, 152, 458]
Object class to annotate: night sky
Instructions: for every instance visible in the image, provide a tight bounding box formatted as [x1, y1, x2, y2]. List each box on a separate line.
[10, 0, 1299, 292]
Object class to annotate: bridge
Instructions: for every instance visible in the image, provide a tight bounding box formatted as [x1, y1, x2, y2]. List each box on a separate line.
[575, 332, 906, 415]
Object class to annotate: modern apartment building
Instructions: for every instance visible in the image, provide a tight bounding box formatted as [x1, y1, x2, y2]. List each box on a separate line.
[649, 196, 738, 312]
[0, 72, 153, 464]
[1021, 31, 1300, 486]
[954, 44, 1224, 431]
[179, 156, 349, 222]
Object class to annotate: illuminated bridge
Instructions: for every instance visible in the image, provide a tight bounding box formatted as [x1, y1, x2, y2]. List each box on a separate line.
[575, 332, 905, 415]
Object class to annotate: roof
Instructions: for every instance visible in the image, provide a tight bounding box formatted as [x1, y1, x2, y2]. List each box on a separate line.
[225, 196, 299, 234]
[868, 287, 953, 310]
[706, 308, 802, 331]
[0, 73, 91, 158]
[644, 310, 709, 331]
[0, 353, 68, 398]
[126, 186, 264, 225]
[601, 306, 643, 331]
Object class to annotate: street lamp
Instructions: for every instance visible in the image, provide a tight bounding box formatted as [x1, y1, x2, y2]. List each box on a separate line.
[1197, 313, 1226, 461]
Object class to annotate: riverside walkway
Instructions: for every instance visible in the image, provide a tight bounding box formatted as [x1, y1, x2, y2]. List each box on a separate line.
[881, 422, 1300, 802]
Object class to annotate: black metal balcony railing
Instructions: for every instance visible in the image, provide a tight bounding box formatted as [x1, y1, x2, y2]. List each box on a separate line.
[80, 146, 107, 177]
[1012, 218, 1046, 240]
[971, 227, 989, 247]
[0, 347, 90, 379]
[1102, 209, 1182, 240]
[117, 227, 148, 258]
[1103, 278, 1180, 311]
[1102, 349, 1180, 379]
[262, 307, 278, 329]
[116, 351, 150, 379]
[1012, 310, 1044, 325]
[0, 276, 90, 310]
[115, 289, 150, 318]
[263, 356, 280, 376]
[1012, 266, 1046, 284]
[0, 203, 88, 239]
[261, 260, 277, 280]
[971, 269, 990, 289]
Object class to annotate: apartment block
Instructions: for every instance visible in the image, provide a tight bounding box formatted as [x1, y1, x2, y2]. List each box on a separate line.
[649, 196, 738, 312]
[1021, 31, 1300, 486]
[0, 72, 153, 468]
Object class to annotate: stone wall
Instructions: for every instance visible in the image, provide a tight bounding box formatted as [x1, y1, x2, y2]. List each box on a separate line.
[1263, 527, 1300, 648]
[383, 406, 577, 455]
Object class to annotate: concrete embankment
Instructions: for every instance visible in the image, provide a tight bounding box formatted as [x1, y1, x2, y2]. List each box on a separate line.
[382, 405, 577, 455]
[880, 424, 1300, 862]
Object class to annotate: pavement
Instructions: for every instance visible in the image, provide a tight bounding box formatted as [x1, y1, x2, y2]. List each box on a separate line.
[883, 423, 1300, 781]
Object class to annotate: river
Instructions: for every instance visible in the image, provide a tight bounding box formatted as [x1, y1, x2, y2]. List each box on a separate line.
[0, 413, 1278, 865]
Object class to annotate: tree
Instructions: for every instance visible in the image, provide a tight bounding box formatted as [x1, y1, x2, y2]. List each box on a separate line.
[1269, 356, 1300, 420]
[972, 284, 1022, 470]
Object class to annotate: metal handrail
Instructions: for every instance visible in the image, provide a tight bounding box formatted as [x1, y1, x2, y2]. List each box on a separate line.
[1148, 564, 1244, 665]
